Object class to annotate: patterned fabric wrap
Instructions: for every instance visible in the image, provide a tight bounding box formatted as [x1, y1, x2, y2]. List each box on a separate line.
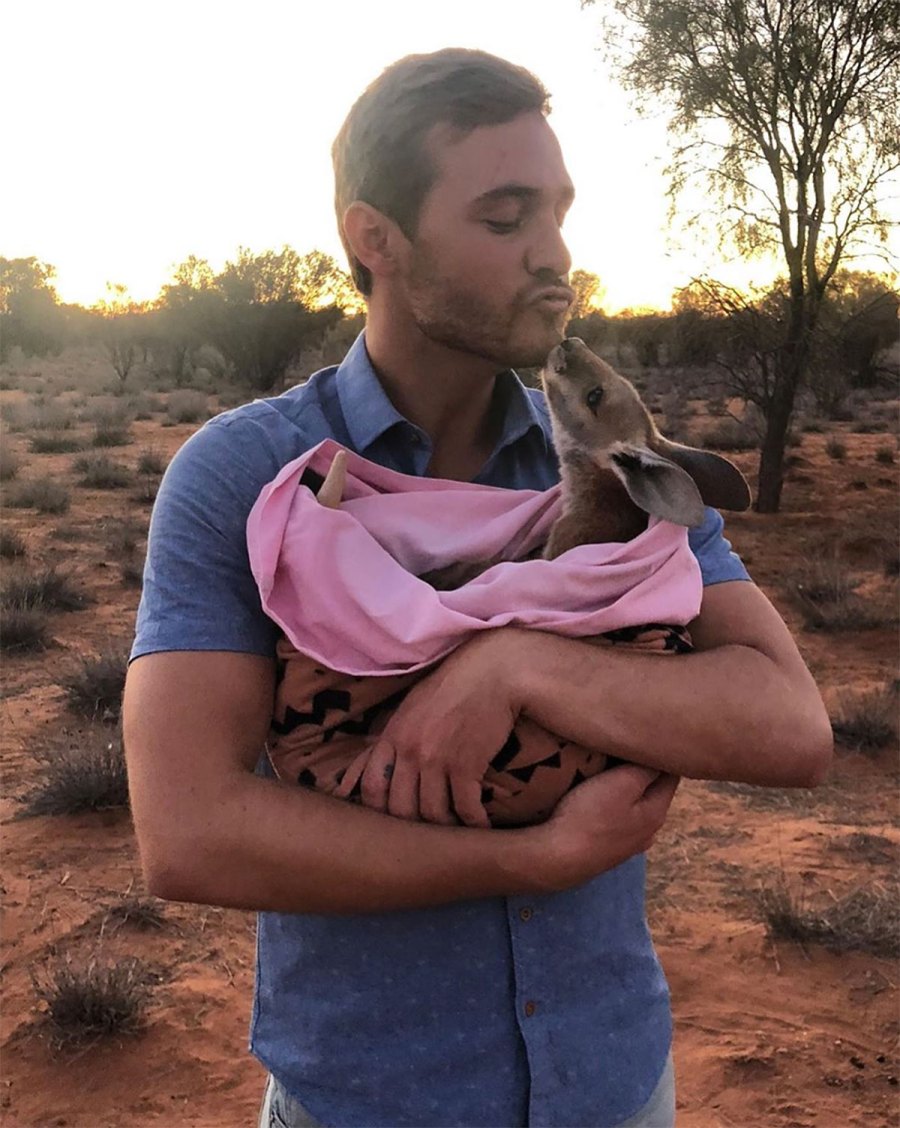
[268, 624, 692, 828]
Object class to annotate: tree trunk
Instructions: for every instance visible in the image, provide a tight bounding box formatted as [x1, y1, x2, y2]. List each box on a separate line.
[757, 348, 809, 512]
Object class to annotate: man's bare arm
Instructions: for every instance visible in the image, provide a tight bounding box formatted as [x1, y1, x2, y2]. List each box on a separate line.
[123, 651, 673, 912]
[511, 581, 833, 788]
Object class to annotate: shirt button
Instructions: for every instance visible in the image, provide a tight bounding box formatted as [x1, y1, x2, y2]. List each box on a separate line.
[524, 1001, 536, 1018]
[519, 907, 533, 922]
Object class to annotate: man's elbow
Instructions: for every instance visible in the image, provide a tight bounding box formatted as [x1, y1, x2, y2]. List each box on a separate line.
[136, 829, 215, 905]
[783, 710, 834, 788]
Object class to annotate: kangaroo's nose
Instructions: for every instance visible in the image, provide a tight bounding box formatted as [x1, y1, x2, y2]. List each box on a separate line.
[561, 337, 584, 353]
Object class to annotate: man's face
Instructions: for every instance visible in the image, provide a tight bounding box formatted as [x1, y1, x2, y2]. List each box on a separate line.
[398, 111, 575, 369]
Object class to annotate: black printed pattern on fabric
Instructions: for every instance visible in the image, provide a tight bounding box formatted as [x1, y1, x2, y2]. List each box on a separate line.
[600, 622, 694, 653]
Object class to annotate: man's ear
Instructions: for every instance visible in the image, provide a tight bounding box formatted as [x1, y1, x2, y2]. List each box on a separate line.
[342, 202, 405, 283]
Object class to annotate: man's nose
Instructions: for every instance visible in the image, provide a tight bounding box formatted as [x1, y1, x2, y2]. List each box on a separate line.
[525, 217, 572, 280]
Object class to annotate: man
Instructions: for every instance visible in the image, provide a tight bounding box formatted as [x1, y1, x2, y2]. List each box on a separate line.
[123, 48, 832, 1128]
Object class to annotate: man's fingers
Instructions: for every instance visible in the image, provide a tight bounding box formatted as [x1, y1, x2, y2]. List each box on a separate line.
[418, 772, 456, 826]
[387, 758, 420, 821]
[638, 772, 680, 824]
[450, 776, 491, 829]
[599, 764, 664, 805]
[359, 740, 396, 812]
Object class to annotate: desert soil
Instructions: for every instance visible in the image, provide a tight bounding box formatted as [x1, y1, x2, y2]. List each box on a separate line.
[1, 365, 898, 1127]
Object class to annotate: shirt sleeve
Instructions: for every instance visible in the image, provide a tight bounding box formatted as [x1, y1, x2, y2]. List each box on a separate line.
[130, 414, 285, 662]
[688, 507, 752, 587]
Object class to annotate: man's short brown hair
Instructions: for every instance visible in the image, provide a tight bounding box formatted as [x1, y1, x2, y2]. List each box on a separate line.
[332, 48, 551, 296]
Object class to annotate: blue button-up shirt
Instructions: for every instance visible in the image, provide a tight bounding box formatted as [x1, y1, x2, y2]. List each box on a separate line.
[133, 332, 749, 1127]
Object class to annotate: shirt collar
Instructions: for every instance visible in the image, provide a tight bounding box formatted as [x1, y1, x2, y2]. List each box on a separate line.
[335, 331, 551, 457]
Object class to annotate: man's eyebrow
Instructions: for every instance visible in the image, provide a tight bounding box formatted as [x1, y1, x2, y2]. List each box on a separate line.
[471, 183, 576, 207]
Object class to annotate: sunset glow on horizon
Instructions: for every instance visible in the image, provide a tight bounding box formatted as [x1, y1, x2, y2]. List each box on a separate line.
[5, 0, 897, 315]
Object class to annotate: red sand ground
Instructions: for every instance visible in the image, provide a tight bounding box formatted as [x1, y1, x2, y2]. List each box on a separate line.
[1, 380, 898, 1127]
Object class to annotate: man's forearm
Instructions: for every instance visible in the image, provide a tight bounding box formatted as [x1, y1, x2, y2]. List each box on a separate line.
[142, 771, 542, 914]
[510, 631, 831, 787]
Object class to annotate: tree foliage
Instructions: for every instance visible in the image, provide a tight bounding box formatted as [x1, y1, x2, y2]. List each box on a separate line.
[157, 247, 351, 391]
[585, 0, 900, 510]
[0, 257, 65, 361]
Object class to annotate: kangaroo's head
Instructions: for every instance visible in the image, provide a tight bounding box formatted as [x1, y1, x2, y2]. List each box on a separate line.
[541, 337, 752, 527]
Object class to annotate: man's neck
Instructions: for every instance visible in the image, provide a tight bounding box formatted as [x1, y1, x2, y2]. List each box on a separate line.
[363, 307, 506, 478]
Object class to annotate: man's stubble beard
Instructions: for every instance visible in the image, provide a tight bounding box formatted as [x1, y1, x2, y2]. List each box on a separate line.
[404, 245, 563, 370]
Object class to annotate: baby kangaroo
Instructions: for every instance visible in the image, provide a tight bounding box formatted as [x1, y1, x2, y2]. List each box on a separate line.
[541, 336, 751, 557]
[314, 338, 751, 586]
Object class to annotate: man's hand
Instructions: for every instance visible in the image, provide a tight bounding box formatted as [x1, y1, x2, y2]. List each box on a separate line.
[528, 766, 680, 892]
[334, 632, 520, 828]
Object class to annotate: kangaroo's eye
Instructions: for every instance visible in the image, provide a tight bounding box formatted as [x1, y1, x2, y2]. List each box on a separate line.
[586, 387, 604, 414]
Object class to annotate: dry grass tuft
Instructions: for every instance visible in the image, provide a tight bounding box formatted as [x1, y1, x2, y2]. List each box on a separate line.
[120, 559, 144, 588]
[875, 445, 897, 465]
[166, 389, 209, 424]
[63, 649, 128, 722]
[29, 433, 87, 454]
[103, 896, 167, 931]
[1, 402, 73, 432]
[91, 420, 132, 448]
[17, 727, 129, 817]
[0, 442, 21, 480]
[136, 446, 168, 476]
[5, 477, 71, 514]
[73, 453, 132, 489]
[0, 526, 26, 558]
[32, 955, 151, 1049]
[755, 879, 899, 958]
[0, 601, 51, 653]
[700, 417, 758, 451]
[786, 557, 889, 631]
[103, 520, 144, 557]
[825, 436, 847, 460]
[1, 567, 89, 612]
[831, 684, 899, 753]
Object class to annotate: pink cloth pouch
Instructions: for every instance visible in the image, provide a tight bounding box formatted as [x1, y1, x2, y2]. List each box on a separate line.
[248, 439, 702, 825]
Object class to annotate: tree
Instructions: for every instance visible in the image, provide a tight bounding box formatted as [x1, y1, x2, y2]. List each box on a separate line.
[156, 256, 217, 384]
[208, 248, 345, 391]
[568, 269, 607, 321]
[585, 0, 900, 511]
[94, 283, 145, 389]
[0, 257, 65, 361]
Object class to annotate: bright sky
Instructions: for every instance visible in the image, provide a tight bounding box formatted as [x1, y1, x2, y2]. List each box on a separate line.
[3, 0, 896, 313]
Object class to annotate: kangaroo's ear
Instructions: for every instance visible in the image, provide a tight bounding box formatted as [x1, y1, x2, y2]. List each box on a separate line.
[653, 436, 752, 511]
[317, 450, 348, 508]
[608, 443, 706, 527]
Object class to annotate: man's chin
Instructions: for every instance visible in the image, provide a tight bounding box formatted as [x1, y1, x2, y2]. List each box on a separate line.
[504, 325, 567, 369]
